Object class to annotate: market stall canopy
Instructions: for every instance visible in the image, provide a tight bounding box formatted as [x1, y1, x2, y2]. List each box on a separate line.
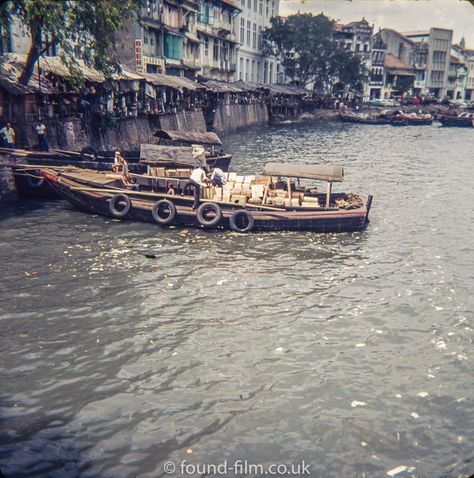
[266, 84, 309, 95]
[263, 163, 344, 182]
[114, 66, 146, 81]
[153, 129, 223, 145]
[201, 80, 243, 93]
[0, 54, 104, 95]
[144, 72, 204, 90]
[232, 80, 261, 92]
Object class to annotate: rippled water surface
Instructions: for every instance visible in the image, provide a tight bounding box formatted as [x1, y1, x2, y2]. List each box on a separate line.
[1, 121, 473, 478]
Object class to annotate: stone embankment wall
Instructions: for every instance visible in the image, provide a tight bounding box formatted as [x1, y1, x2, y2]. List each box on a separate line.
[0, 154, 18, 205]
[212, 104, 269, 133]
[19, 105, 266, 151]
[21, 109, 208, 152]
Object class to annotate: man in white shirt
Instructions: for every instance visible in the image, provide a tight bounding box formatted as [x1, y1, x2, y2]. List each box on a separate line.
[0, 122, 15, 148]
[35, 122, 49, 151]
[189, 166, 208, 210]
[209, 167, 227, 187]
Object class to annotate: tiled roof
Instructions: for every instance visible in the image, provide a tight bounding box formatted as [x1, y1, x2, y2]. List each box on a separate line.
[382, 28, 414, 45]
[384, 53, 413, 71]
[450, 55, 463, 65]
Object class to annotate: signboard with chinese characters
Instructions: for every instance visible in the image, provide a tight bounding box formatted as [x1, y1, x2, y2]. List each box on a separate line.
[135, 39, 144, 73]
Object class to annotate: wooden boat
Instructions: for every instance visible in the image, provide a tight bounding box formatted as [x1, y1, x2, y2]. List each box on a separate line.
[9, 129, 231, 198]
[40, 163, 373, 233]
[339, 112, 391, 125]
[390, 113, 433, 126]
[437, 112, 474, 127]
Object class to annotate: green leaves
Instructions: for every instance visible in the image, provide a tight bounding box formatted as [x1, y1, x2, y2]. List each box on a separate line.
[264, 13, 367, 93]
[5, 0, 141, 85]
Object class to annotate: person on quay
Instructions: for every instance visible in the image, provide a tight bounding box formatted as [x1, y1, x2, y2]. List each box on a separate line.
[0, 122, 16, 149]
[209, 167, 227, 187]
[35, 121, 49, 151]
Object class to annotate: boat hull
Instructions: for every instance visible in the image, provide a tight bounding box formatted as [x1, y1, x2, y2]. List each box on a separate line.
[42, 170, 371, 233]
[339, 113, 391, 125]
[437, 115, 473, 127]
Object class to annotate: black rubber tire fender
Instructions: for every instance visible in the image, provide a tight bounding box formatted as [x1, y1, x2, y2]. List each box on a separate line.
[196, 202, 222, 228]
[27, 171, 44, 188]
[229, 209, 255, 233]
[151, 199, 177, 225]
[108, 193, 131, 218]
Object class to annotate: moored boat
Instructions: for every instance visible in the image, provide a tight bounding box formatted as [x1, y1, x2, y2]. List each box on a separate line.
[40, 163, 373, 233]
[390, 112, 433, 126]
[437, 112, 474, 127]
[9, 129, 231, 198]
[339, 112, 391, 125]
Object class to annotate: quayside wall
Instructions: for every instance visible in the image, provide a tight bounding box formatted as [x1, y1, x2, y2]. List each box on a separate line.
[211, 103, 269, 133]
[20, 109, 208, 152]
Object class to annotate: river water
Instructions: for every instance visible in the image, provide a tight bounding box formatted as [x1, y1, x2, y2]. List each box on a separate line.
[0, 121, 473, 478]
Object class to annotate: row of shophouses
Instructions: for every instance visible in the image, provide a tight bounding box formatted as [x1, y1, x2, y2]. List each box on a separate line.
[336, 19, 474, 101]
[1, 0, 474, 103]
[0, 0, 281, 86]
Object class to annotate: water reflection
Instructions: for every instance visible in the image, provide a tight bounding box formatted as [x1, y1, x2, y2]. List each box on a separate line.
[0, 122, 473, 477]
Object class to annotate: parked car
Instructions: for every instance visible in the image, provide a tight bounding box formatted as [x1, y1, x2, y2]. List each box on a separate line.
[370, 99, 399, 107]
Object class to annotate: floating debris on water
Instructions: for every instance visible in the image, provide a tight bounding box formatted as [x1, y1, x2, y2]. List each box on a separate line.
[386, 465, 407, 476]
[351, 400, 367, 408]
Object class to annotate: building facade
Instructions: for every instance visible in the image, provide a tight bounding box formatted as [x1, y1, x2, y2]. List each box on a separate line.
[369, 35, 386, 99]
[404, 28, 453, 98]
[334, 19, 373, 99]
[447, 54, 467, 100]
[234, 0, 280, 84]
[196, 0, 241, 81]
[115, 0, 201, 78]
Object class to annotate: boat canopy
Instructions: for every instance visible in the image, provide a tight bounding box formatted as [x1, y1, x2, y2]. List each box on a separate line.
[153, 129, 223, 146]
[263, 163, 344, 182]
[140, 144, 194, 165]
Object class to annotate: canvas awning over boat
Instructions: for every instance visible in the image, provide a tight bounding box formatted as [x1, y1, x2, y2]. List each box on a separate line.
[153, 129, 223, 145]
[263, 163, 344, 182]
[140, 144, 195, 165]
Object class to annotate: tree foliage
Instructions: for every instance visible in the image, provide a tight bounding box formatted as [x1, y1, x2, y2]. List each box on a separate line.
[263, 13, 368, 93]
[0, 0, 141, 86]
[395, 75, 414, 94]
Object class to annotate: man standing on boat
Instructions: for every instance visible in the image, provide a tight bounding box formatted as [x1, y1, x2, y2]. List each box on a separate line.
[189, 166, 208, 210]
[209, 167, 226, 187]
[191, 144, 207, 169]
